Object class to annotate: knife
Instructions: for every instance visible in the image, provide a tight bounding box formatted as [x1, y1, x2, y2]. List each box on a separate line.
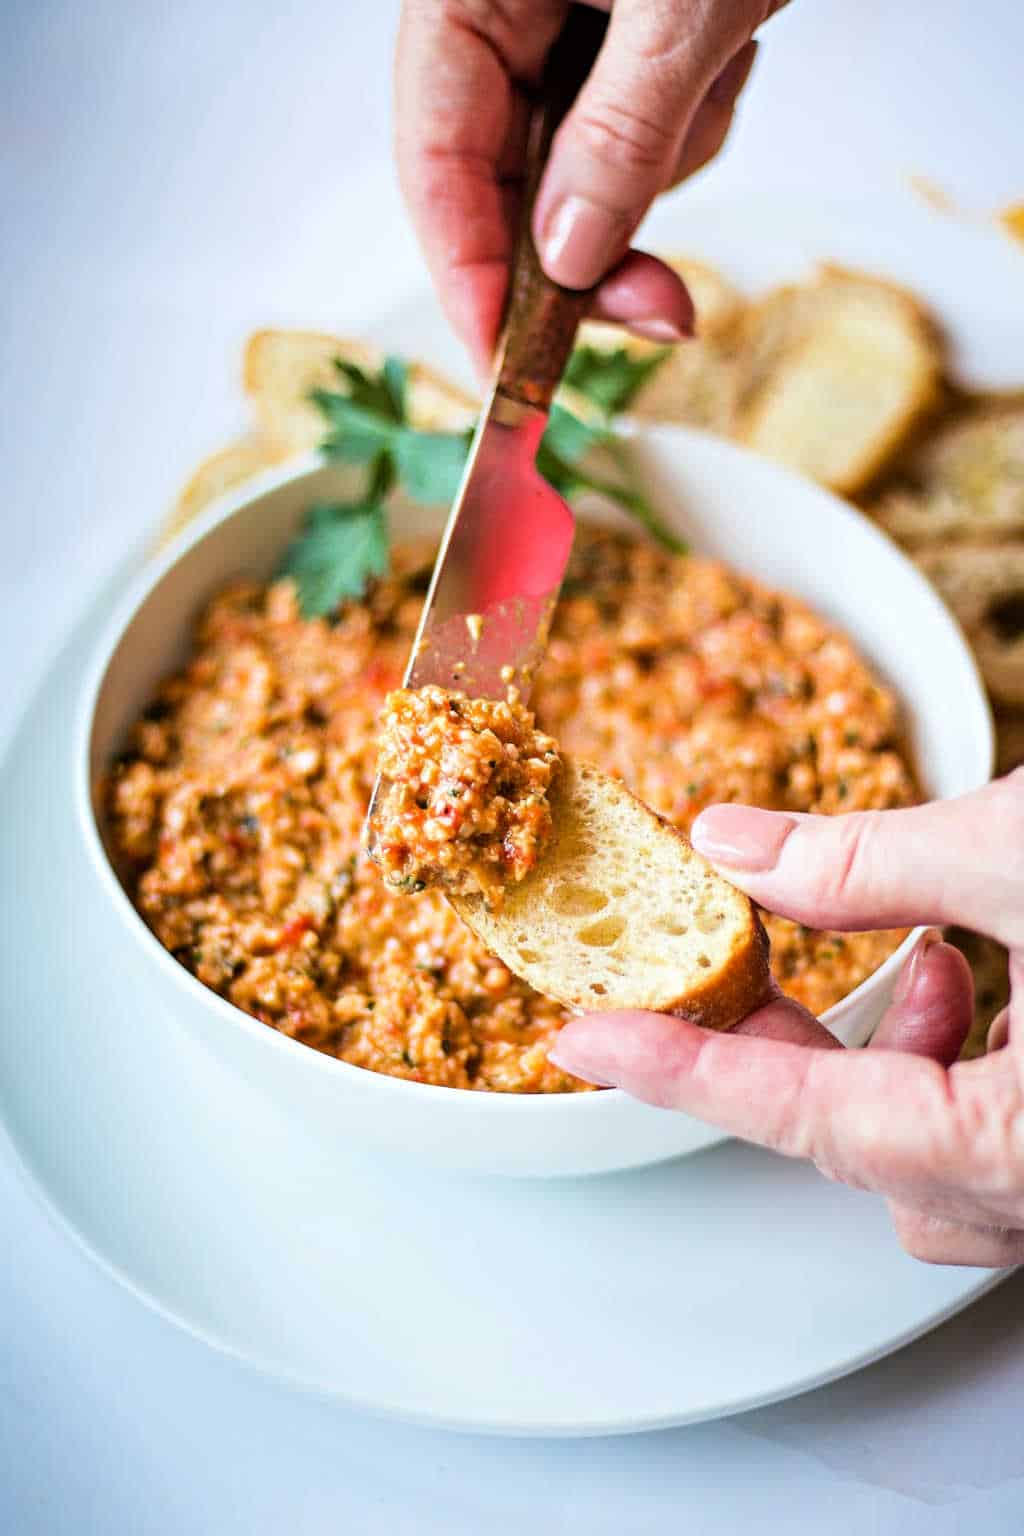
[365, 3, 608, 846]
[397, 3, 607, 694]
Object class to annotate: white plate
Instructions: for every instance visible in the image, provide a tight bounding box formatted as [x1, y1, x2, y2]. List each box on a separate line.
[0, 577, 1003, 1435]
[1, 199, 1015, 1432]
[75, 431, 989, 1179]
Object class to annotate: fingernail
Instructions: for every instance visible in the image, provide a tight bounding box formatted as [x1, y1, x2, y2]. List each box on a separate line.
[893, 929, 942, 1006]
[690, 806, 797, 872]
[629, 317, 691, 343]
[539, 195, 630, 290]
[547, 1041, 618, 1088]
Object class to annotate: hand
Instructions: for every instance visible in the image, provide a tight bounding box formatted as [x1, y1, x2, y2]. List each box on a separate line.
[394, 1, 786, 372]
[549, 773, 1024, 1268]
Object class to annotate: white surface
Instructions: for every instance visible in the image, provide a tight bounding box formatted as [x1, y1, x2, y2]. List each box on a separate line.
[0, 619, 1005, 1423]
[3, 0, 1024, 1528]
[77, 430, 990, 1177]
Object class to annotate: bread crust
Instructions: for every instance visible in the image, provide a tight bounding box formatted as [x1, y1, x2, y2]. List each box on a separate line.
[455, 761, 772, 1032]
[243, 329, 478, 451]
[159, 436, 286, 549]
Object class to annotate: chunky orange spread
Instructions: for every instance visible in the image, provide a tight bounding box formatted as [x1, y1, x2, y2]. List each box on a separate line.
[106, 528, 916, 1092]
[372, 686, 560, 908]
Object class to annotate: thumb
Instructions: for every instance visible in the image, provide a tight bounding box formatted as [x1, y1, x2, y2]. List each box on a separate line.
[533, 0, 769, 288]
[689, 774, 1024, 951]
[870, 934, 974, 1066]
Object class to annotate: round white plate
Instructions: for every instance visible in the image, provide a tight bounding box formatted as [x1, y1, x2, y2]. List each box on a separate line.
[0, 590, 1003, 1435]
[2, 199, 1016, 1433]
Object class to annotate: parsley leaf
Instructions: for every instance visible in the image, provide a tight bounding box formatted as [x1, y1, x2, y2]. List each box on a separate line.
[382, 355, 407, 420]
[542, 401, 608, 462]
[314, 357, 471, 504]
[311, 388, 398, 464]
[393, 428, 472, 505]
[334, 357, 403, 421]
[563, 344, 671, 417]
[536, 438, 686, 556]
[283, 343, 683, 618]
[279, 494, 389, 618]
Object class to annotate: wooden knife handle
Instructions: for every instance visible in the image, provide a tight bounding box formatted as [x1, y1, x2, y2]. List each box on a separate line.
[493, 3, 608, 411]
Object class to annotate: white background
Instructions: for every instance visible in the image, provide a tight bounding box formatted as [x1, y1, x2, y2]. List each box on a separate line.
[3, 0, 1024, 1529]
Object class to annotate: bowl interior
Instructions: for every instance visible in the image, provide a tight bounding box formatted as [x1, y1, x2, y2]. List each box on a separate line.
[84, 427, 993, 1028]
[630, 427, 993, 804]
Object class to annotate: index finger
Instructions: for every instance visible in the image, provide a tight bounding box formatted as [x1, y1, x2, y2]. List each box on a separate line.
[394, 2, 563, 368]
[394, 2, 695, 368]
[548, 1005, 956, 1191]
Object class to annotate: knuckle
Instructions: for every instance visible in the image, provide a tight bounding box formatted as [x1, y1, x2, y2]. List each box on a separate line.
[788, 1055, 867, 1188]
[891, 1210, 946, 1264]
[441, 0, 549, 34]
[571, 98, 679, 179]
[804, 811, 883, 914]
[948, 1061, 1024, 1201]
[438, 1, 565, 77]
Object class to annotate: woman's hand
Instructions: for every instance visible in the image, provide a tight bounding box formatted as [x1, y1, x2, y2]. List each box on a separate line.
[549, 773, 1024, 1268]
[394, 1, 786, 372]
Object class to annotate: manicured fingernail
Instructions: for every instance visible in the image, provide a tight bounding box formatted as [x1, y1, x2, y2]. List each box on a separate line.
[629, 317, 690, 343]
[547, 1040, 618, 1087]
[690, 806, 797, 872]
[539, 195, 630, 289]
[893, 929, 941, 1006]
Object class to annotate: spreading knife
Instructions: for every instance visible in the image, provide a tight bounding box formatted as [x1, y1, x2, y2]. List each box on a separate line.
[366, 3, 608, 847]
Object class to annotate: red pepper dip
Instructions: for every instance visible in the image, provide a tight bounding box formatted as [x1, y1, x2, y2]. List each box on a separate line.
[105, 527, 917, 1092]
[372, 685, 560, 909]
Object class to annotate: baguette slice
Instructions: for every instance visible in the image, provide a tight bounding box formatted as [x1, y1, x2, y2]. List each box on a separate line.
[873, 402, 1024, 547]
[453, 760, 770, 1029]
[915, 541, 1024, 706]
[996, 709, 1024, 777]
[946, 927, 1009, 1061]
[243, 329, 479, 453]
[158, 435, 288, 549]
[735, 267, 942, 495]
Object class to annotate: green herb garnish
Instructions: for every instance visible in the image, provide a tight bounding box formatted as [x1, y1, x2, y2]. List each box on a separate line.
[282, 344, 681, 616]
[313, 355, 473, 505]
[279, 455, 391, 617]
[563, 343, 671, 416]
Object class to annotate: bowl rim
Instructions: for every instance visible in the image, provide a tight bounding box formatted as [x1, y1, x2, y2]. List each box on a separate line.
[74, 440, 996, 1114]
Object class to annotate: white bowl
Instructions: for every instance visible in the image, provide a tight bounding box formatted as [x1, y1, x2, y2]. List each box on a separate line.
[75, 428, 993, 1177]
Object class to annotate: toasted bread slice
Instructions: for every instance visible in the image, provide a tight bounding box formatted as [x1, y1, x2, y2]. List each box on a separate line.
[735, 267, 942, 495]
[243, 329, 479, 453]
[916, 541, 1024, 706]
[873, 402, 1024, 547]
[946, 927, 1010, 1061]
[996, 709, 1024, 777]
[573, 255, 745, 432]
[454, 760, 770, 1028]
[158, 436, 287, 549]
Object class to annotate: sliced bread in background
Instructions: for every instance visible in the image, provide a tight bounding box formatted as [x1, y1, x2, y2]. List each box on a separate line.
[574, 256, 746, 433]
[734, 267, 942, 495]
[243, 329, 479, 453]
